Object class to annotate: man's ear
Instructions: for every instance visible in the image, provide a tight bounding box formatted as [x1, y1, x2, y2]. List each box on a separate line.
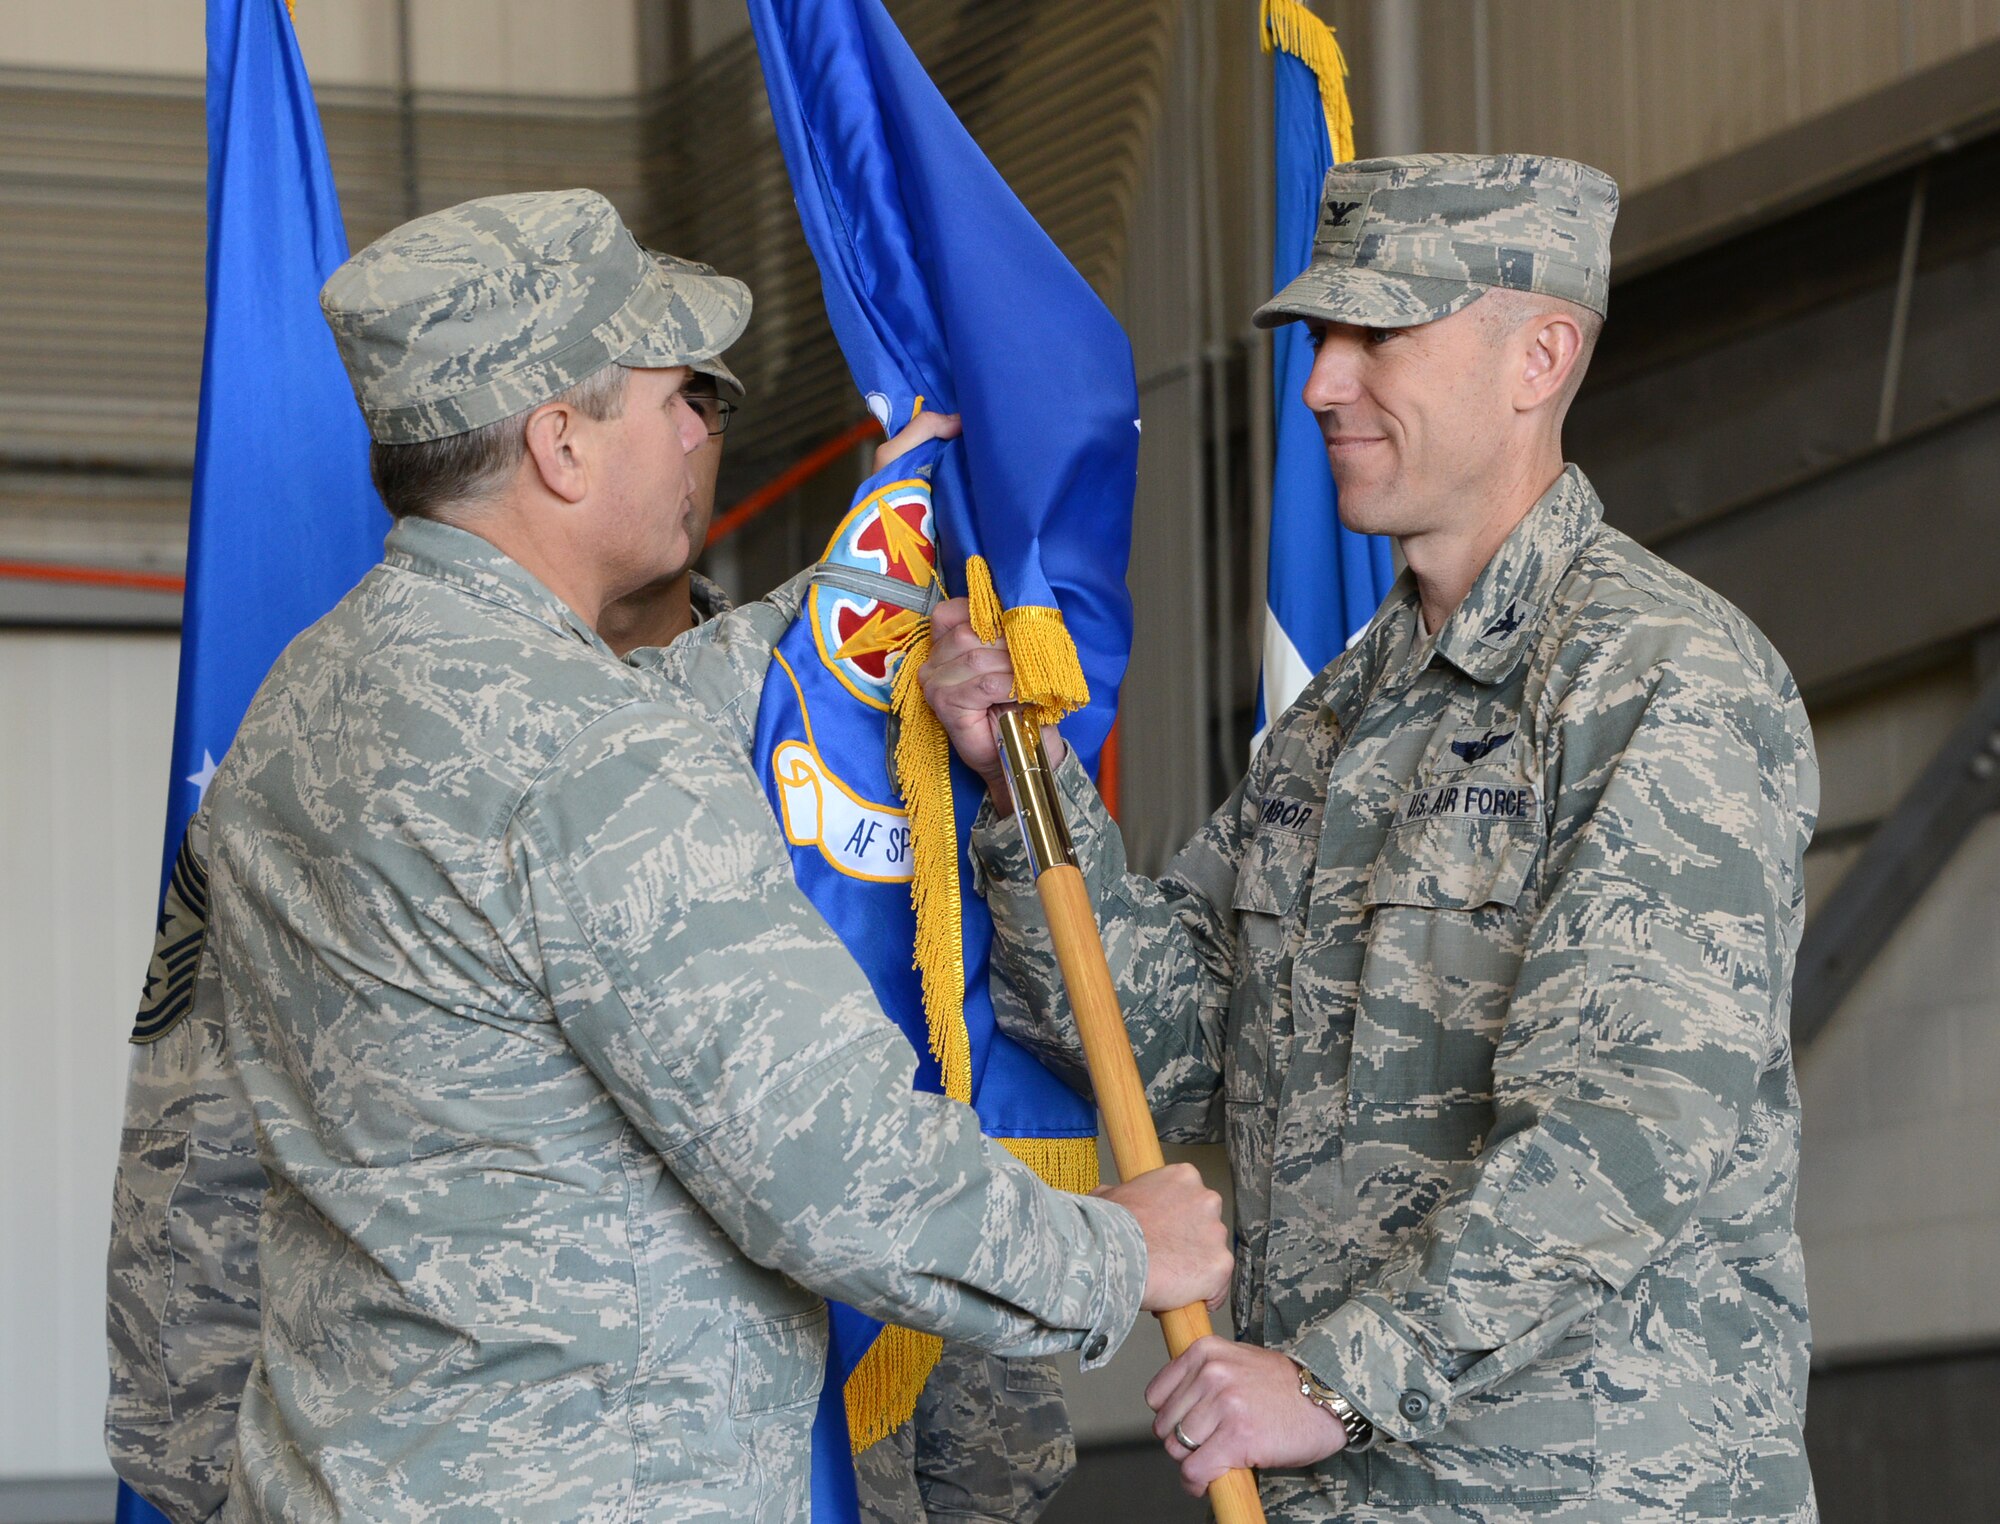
[1516, 311, 1585, 413]
[522, 401, 590, 505]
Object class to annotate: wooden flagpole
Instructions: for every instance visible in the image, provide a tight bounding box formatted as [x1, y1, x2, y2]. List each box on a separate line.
[991, 707, 1266, 1524]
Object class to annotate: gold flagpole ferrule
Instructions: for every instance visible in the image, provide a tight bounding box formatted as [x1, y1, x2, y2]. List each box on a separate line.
[991, 705, 1075, 876]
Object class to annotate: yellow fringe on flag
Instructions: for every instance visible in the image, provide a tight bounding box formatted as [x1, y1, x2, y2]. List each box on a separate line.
[999, 605, 1090, 729]
[966, 553, 1006, 645]
[889, 621, 975, 1107]
[998, 1134, 1102, 1194]
[854, 556, 1099, 1453]
[835, 613, 963, 1455]
[844, 1322, 946, 1451]
[964, 556, 1091, 730]
[1260, 0, 1357, 163]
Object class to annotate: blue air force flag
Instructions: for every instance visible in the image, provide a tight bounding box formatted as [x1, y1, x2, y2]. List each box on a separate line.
[159, 0, 385, 896]
[119, 4, 380, 1513]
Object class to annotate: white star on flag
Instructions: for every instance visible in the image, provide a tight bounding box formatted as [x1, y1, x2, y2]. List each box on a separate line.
[187, 750, 220, 806]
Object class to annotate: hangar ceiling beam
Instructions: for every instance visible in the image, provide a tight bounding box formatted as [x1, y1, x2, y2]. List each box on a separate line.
[1792, 657, 2000, 1046]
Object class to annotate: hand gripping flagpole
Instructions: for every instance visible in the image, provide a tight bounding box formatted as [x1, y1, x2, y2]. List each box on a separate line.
[990, 706, 1267, 1524]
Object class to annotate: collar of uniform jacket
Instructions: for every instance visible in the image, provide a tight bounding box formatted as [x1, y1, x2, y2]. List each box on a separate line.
[1366, 462, 1604, 692]
[383, 514, 616, 657]
[688, 569, 734, 623]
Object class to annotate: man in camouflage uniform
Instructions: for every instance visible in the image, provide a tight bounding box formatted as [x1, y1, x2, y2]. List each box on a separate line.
[920, 155, 1819, 1522]
[111, 237, 1079, 1521]
[104, 188, 1233, 1524]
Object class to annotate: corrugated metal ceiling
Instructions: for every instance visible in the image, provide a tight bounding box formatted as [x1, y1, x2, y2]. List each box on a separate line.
[0, 1, 1177, 569]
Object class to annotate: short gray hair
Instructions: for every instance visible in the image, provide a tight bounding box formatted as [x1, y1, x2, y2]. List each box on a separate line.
[1477, 289, 1603, 356]
[368, 364, 631, 521]
[1473, 288, 1604, 408]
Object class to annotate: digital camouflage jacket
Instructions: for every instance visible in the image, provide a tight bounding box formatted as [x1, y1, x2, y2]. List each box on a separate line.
[106, 517, 1144, 1523]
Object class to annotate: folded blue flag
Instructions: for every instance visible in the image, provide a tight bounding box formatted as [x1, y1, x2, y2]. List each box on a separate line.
[157, 0, 385, 894]
[744, 0, 1141, 1515]
[1255, 2, 1393, 747]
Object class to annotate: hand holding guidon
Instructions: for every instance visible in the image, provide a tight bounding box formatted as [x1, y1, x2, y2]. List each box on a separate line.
[923, 600, 1281, 1518]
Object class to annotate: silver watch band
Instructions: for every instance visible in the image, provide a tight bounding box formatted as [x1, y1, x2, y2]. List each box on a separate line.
[1293, 1360, 1378, 1453]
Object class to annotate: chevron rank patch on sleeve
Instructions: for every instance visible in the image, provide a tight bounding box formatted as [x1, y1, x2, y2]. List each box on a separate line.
[132, 818, 212, 1044]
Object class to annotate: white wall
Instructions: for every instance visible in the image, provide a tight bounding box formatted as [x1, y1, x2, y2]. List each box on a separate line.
[0, 0, 645, 96]
[0, 631, 178, 1483]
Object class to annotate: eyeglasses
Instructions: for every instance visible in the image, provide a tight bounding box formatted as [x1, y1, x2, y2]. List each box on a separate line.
[684, 393, 738, 437]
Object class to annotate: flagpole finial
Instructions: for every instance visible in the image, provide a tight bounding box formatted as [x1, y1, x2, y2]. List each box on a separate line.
[1261, 0, 1357, 162]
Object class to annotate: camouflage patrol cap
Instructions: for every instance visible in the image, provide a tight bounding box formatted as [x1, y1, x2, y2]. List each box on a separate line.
[650, 250, 744, 398]
[1254, 153, 1618, 331]
[321, 188, 751, 443]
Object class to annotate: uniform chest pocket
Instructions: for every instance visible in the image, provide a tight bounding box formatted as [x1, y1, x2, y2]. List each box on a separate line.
[1227, 824, 1318, 1106]
[1230, 824, 1319, 1005]
[1233, 820, 1321, 920]
[1352, 793, 1544, 1117]
[1368, 778, 1542, 911]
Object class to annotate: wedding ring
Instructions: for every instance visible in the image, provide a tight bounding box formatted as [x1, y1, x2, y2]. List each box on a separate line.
[1173, 1420, 1201, 1452]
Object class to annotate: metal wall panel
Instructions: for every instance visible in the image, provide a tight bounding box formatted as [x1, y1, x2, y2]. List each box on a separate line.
[0, 68, 206, 470]
[1794, 0, 1903, 120]
[401, 0, 643, 97]
[1110, 1, 1275, 876]
[1, 0, 649, 96]
[1624, 0, 1799, 187]
[0, 66, 650, 583]
[0, 630, 178, 1482]
[1116, 13, 1211, 878]
[1330, 0, 2000, 198]
[1570, 131, 2000, 699]
[1640, 403, 2000, 699]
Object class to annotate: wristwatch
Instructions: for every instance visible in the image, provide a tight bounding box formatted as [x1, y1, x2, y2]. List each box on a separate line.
[1292, 1360, 1378, 1453]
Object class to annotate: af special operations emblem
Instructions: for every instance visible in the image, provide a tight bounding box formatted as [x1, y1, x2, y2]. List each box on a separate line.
[810, 474, 938, 710]
[767, 470, 942, 884]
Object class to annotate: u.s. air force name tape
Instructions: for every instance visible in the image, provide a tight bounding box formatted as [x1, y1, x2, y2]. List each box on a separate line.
[1256, 795, 1320, 836]
[1394, 780, 1541, 827]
